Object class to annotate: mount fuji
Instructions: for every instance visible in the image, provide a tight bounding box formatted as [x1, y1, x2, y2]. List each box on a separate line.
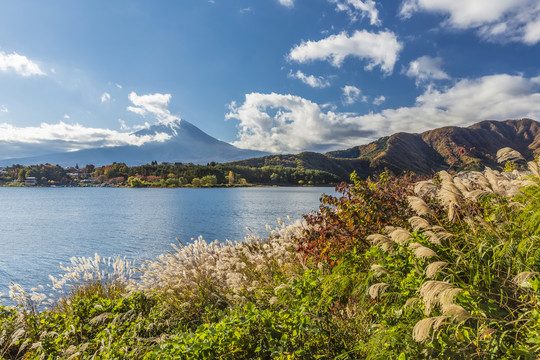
[0, 119, 267, 167]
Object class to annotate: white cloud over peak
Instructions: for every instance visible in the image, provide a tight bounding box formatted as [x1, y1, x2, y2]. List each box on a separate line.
[226, 92, 374, 153]
[101, 92, 111, 103]
[342, 85, 366, 105]
[331, 0, 380, 25]
[278, 0, 294, 8]
[405, 56, 450, 85]
[0, 121, 171, 159]
[288, 70, 331, 88]
[227, 74, 540, 153]
[288, 30, 402, 74]
[400, 0, 540, 44]
[0, 51, 46, 77]
[127, 92, 181, 124]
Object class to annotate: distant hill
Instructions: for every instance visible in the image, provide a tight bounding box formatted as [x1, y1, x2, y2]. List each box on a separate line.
[0, 119, 267, 167]
[231, 118, 540, 180]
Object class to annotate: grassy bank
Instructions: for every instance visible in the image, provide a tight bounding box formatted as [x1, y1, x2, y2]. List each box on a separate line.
[1, 160, 540, 359]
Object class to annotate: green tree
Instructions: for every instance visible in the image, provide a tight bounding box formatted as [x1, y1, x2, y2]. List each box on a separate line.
[17, 169, 26, 182]
[192, 177, 201, 187]
[128, 177, 144, 188]
[201, 175, 217, 186]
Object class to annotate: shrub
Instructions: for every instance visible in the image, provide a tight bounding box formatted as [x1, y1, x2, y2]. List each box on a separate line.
[300, 171, 415, 263]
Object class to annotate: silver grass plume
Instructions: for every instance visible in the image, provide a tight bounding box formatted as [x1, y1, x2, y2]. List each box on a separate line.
[438, 171, 453, 183]
[409, 243, 438, 260]
[370, 264, 389, 275]
[414, 180, 438, 197]
[425, 261, 448, 279]
[484, 168, 501, 195]
[453, 177, 471, 195]
[368, 283, 390, 299]
[513, 271, 539, 287]
[384, 226, 397, 234]
[496, 147, 525, 163]
[441, 304, 471, 323]
[528, 160, 540, 179]
[366, 234, 395, 253]
[439, 287, 462, 307]
[408, 216, 431, 231]
[390, 228, 412, 245]
[412, 316, 448, 343]
[423, 231, 442, 246]
[408, 196, 433, 217]
[438, 176, 465, 221]
[418, 281, 453, 314]
[464, 189, 489, 202]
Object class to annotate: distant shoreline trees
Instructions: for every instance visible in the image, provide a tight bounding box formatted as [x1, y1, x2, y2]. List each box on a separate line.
[0, 161, 341, 187]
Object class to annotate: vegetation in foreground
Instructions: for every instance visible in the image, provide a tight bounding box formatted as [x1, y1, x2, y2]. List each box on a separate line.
[1, 152, 540, 359]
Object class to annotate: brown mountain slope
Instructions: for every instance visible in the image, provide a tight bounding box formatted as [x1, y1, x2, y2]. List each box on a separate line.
[328, 118, 540, 175]
[230, 119, 540, 181]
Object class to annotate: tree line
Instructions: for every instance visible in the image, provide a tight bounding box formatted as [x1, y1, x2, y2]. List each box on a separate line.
[0, 162, 341, 187]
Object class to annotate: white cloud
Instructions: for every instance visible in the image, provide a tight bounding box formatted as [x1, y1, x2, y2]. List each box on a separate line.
[404, 56, 450, 85]
[127, 92, 181, 124]
[400, 0, 540, 44]
[288, 70, 331, 88]
[115, 83, 122, 89]
[226, 93, 374, 153]
[278, 0, 294, 8]
[240, 7, 253, 13]
[331, 0, 380, 25]
[101, 92, 111, 103]
[0, 121, 171, 158]
[342, 85, 366, 105]
[118, 119, 130, 130]
[373, 95, 386, 105]
[288, 30, 403, 74]
[0, 105, 8, 113]
[227, 74, 540, 153]
[0, 51, 46, 77]
[63, 114, 70, 119]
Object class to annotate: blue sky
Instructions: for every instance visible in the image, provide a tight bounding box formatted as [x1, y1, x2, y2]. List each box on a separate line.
[0, 0, 540, 158]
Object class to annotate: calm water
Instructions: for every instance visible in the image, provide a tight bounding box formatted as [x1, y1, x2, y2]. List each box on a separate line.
[0, 187, 330, 300]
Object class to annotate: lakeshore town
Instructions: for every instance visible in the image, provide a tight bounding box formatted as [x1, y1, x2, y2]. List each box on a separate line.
[0, 161, 340, 188]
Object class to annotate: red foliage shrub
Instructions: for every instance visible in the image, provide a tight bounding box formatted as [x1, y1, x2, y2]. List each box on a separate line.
[299, 171, 417, 263]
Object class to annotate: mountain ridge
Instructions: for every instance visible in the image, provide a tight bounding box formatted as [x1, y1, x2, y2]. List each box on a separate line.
[230, 118, 540, 179]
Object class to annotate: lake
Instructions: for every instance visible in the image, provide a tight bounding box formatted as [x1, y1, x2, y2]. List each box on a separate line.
[0, 186, 331, 302]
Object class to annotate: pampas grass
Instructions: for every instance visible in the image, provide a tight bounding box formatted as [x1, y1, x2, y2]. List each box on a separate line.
[368, 283, 390, 299]
[409, 243, 438, 260]
[425, 261, 448, 279]
[412, 316, 448, 342]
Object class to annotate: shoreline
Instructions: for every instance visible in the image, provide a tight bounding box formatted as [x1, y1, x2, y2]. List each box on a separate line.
[0, 183, 337, 189]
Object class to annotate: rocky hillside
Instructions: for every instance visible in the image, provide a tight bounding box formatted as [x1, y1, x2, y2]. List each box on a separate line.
[231, 118, 540, 180]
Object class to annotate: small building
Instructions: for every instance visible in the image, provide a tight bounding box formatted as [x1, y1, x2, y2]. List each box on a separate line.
[25, 177, 37, 186]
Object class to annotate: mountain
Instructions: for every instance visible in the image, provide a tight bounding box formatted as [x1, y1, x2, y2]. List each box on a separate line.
[0, 119, 267, 167]
[230, 118, 540, 180]
[328, 118, 540, 174]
